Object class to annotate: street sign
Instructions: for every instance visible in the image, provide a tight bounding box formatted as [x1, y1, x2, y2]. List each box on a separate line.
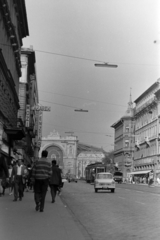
[31, 105, 51, 111]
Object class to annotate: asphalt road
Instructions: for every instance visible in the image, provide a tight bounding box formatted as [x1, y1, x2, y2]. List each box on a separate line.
[61, 181, 160, 240]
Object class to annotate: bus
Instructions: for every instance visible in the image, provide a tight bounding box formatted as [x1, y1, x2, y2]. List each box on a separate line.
[85, 162, 115, 183]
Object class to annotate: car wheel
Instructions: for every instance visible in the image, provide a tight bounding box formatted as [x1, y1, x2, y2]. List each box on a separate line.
[111, 189, 115, 193]
[95, 188, 98, 193]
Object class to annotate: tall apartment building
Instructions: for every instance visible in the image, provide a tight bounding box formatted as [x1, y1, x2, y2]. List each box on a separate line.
[0, 0, 29, 163]
[16, 47, 39, 163]
[111, 95, 135, 178]
[133, 79, 160, 178]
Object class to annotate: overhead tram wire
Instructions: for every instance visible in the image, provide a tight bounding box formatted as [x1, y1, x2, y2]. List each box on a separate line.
[0, 43, 159, 66]
[42, 121, 113, 136]
[39, 90, 126, 108]
[40, 99, 125, 113]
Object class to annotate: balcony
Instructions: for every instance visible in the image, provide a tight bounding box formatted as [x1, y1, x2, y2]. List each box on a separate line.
[135, 140, 140, 150]
[135, 96, 157, 115]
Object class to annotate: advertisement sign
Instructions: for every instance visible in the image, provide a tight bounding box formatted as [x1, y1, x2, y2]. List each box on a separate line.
[25, 105, 30, 127]
[37, 110, 43, 147]
[32, 105, 51, 111]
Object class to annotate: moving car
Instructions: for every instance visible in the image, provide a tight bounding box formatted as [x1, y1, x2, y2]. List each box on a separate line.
[67, 174, 78, 183]
[94, 172, 115, 193]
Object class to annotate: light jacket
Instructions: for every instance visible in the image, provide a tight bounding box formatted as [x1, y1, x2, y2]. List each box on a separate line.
[11, 165, 28, 182]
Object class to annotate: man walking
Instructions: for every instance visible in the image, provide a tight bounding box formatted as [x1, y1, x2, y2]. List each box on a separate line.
[32, 150, 51, 212]
[0, 154, 9, 197]
[49, 159, 62, 203]
[11, 159, 28, 201]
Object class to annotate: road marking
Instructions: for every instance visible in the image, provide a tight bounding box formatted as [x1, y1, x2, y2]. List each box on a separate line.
[125, 189, 131, 191]
[135, 201, 145, 205]
[118, 196, 125, 199]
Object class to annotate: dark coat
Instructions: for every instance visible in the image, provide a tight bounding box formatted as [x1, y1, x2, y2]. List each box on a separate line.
[0, 155, 9, 178]
[50, 165, 62, 185]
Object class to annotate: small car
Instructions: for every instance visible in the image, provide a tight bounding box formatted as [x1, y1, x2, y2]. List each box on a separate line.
[67, 174, 78, 183]
[94, 172, 115, 193]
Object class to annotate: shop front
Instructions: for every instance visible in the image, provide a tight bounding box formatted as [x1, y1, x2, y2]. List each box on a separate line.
[2, 126, 25, 165]
[129, 170, 151, 184]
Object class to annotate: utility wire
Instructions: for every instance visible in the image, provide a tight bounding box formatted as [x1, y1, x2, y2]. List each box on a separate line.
[42, 121, 113, 136]
[0, 42, 159, 66]
[35, 49, 103, 63]
[40, 99, 125, 113]
[39, 90, 126, 108]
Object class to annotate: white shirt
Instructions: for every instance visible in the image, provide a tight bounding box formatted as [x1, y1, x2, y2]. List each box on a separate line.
[17, 165, 22, 175]
[9, 169, 12, 178]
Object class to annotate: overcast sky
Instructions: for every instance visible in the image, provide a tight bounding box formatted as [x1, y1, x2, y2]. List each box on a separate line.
[23, 0, 160, 152]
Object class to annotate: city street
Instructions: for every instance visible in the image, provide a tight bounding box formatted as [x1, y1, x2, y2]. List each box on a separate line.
[1, 181, 160, 240]
[61, 181, 160, 240]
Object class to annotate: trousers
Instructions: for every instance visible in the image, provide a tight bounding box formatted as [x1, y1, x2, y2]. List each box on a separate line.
[14, 175, 23, 200]
[34, 179, 49, 210]
[50, 184, 59, 201]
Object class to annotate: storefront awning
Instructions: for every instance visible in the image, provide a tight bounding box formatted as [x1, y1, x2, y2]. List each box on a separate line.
[5, 127, 25, 140]
[129, 170, 151, 175]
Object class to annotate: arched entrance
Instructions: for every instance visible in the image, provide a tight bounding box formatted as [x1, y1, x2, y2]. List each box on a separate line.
[45, 145, 63, 168]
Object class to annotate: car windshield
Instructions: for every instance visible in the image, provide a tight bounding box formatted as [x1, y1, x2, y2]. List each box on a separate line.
[97, 174, 112, 179]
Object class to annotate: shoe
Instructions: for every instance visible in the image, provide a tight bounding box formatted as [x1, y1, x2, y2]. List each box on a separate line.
[51, 200, 55, 203]
[19, 198, 22, 201]
[9, 192, 13, 195]
[35, 203, 40, 211]
[13, 199, 17, 201]
[40, 209, 43, 212]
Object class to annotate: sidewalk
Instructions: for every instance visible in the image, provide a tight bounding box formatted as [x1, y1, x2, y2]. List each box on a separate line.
[124, 182, 160, 187]
[0, 190, 86, 240]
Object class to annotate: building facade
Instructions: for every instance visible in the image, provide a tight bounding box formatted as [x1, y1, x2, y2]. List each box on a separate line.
[0, 0, 29, 163]
[15, 47, 39, 164]
[40, 130, 78, 175]
[133, 79, 160, 178]
[111, 95, 135, 179]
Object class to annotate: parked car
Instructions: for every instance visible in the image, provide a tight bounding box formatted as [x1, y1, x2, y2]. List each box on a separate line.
[67, 174, 78, 183]
[94, 172, 115, 193]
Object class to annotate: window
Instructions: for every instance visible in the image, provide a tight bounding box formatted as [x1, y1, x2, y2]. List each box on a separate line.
[97, 174, 112, 179]
[125, 140, 129, 148]
[125, 126, 129, 132]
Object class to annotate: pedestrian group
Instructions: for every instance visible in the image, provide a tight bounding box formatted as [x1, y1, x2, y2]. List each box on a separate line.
[0, 150, 63, 212]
